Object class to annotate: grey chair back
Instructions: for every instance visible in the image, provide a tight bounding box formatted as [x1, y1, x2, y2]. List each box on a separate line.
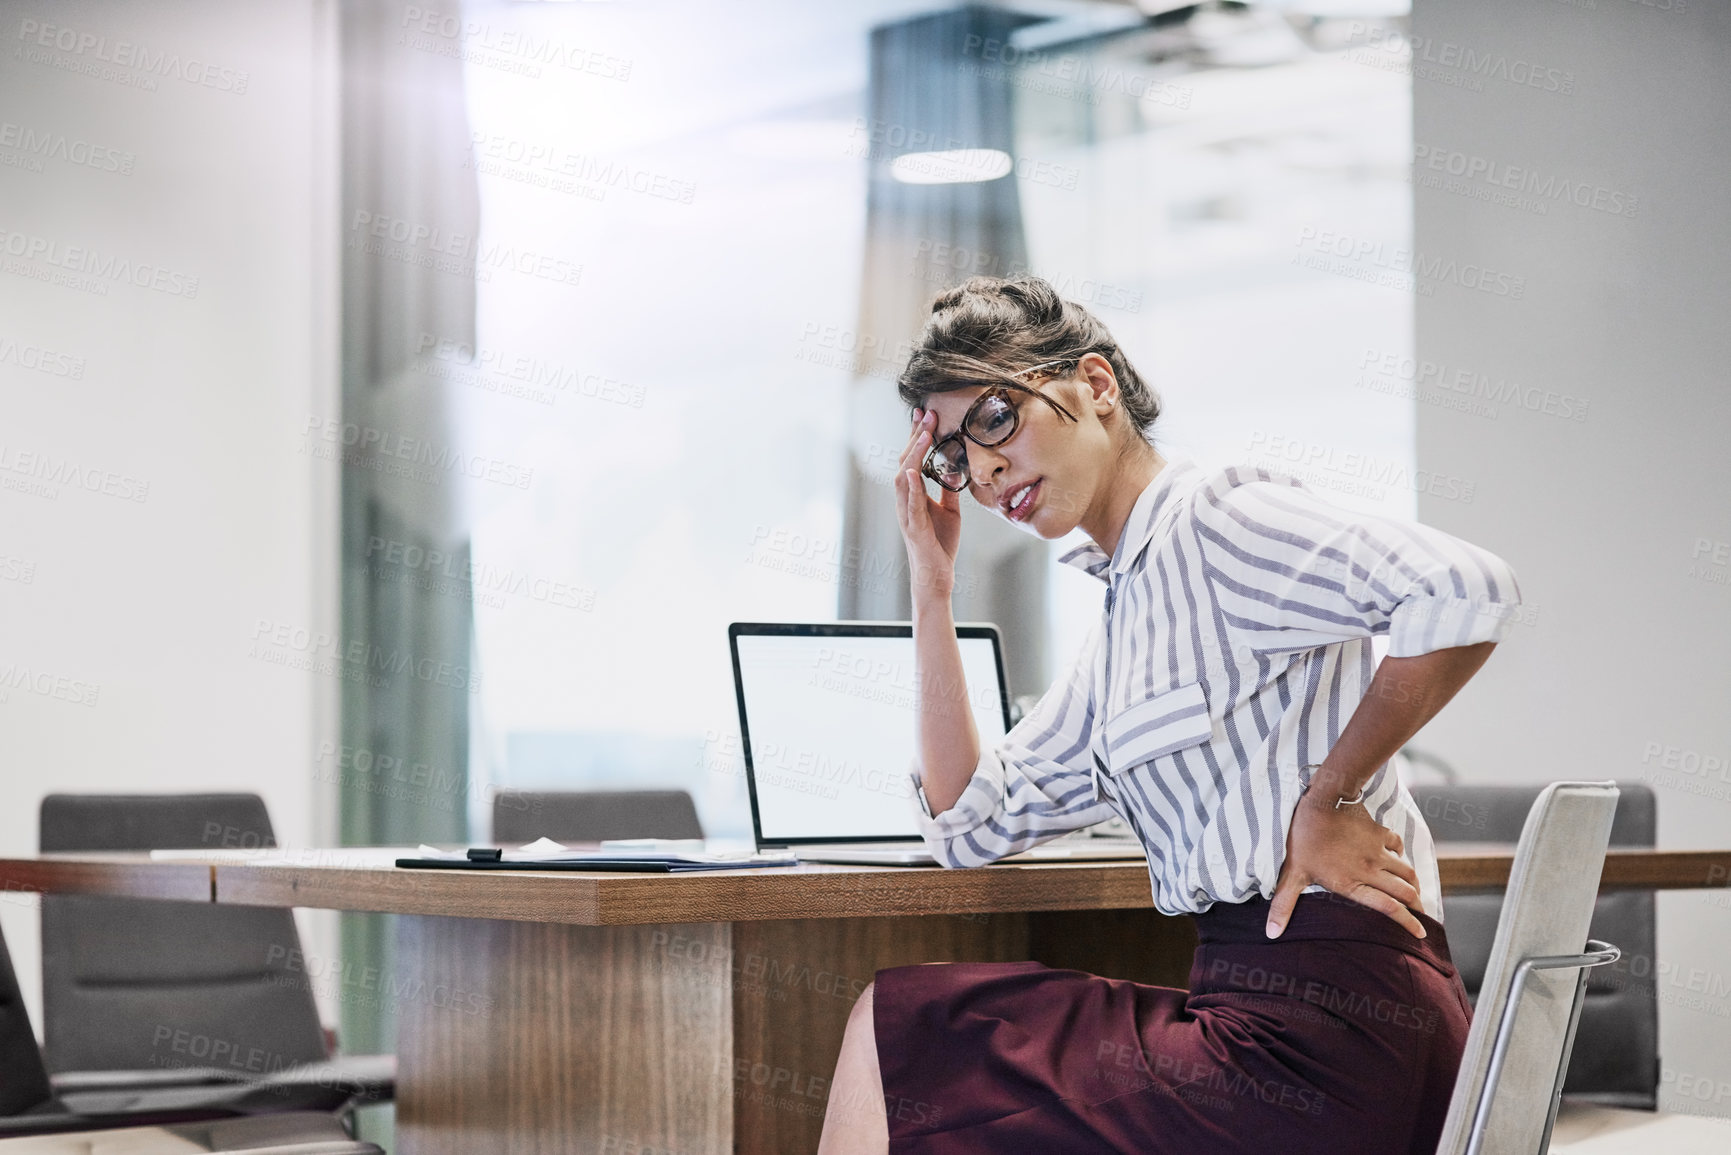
[1411, 781, 1657, 1108]
[38, 795, 327, 1074]
[490, 789, 704, 845]
[1437, 781, 1621, 1155]
[0, 924, 53, 1115]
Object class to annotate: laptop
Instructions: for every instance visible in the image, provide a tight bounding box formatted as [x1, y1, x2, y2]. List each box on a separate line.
[727, 621, 1145, 865]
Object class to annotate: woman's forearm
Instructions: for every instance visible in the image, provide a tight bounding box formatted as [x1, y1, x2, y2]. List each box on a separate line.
[911, 592, 981, 816]
[1311, 641, 1498, 797]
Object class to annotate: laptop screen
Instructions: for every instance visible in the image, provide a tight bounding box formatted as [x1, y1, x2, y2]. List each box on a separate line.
[729, 623, 1011, 845]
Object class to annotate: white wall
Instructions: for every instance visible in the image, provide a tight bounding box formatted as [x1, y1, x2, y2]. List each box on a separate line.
[0, 0, 339, 1033]
[1408, 0, 1731, 1116]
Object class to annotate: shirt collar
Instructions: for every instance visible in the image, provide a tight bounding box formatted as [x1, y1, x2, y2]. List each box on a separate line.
[1056, 458, 1199, 583]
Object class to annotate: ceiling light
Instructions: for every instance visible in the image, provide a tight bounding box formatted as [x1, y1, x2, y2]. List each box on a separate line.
[889, 148, 1014, 184]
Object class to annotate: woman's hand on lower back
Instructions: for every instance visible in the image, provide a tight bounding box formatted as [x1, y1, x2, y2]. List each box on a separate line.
[1267, 791, 1426, 940]
[895, 408, 962, 604]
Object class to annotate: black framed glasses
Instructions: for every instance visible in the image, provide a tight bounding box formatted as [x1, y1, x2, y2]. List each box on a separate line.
[920, 358, 1079, 492]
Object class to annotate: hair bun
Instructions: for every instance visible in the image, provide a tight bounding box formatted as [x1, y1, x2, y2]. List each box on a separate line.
[930, 276, 1005, 315]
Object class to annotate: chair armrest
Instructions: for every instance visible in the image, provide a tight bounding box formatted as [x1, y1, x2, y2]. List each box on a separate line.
[45, 1055, 394, 1104]
[49, 1067, 253, 1093]
[252, 1055, 395, 1102]
[54, 1078, 356, 1120]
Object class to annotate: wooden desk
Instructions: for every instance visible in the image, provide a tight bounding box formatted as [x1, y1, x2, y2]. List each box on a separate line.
[3, 848, 1727, 1155]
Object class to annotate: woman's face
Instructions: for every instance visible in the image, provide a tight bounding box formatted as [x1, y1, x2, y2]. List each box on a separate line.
[919, 356, 1119, 540]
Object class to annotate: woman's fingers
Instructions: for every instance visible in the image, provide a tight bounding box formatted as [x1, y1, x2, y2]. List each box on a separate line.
[1371, 868, 1422, 909]
[894, 417, 946, 549]
[897, 410, 932, 474]
[1321, 849, 1418, 910]
[1379, 847, 1421, 890]
[905, 469, 937, 541]
[898, 469, 929, 547]
[1369, 844, 1421, 908]
[897, 426, 926, 473]
[1349, 882, 1427, 939]
[939, 481, 961, 515]
[892, 409, 961, 602]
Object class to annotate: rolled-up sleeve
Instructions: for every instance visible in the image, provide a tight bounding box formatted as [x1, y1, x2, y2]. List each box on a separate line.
[1193, 475, 1523, 658]
[907, 618, 1118, 866]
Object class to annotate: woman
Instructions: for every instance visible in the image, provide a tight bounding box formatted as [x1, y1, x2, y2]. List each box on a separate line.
[815, 275, 1522, 1155]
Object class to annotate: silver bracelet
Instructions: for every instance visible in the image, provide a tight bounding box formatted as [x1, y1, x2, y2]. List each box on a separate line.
[1298, 763, 1366, 809]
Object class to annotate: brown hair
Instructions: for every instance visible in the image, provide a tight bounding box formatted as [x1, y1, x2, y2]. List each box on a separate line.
[895, 274, 1160, 442]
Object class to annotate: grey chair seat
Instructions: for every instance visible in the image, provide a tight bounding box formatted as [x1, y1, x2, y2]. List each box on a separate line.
[0, 1112, 380, 1153]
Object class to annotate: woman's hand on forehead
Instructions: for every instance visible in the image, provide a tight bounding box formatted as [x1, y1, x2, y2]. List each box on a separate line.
[915, 390, 982, 440]
[912, 403, 938, 439]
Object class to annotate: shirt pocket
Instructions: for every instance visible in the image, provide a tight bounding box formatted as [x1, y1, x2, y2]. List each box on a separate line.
[1101, 680, 1212, 777]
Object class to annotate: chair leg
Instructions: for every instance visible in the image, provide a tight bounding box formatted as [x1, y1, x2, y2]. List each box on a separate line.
[1538, 969, 1594, 1154]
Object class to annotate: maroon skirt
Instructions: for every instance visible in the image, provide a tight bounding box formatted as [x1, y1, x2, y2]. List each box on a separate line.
[873, 890, 1472, 1155]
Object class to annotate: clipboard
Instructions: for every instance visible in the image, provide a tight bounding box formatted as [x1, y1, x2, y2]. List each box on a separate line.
[395, 845, 801, 873]
[395, 856, 764, 873]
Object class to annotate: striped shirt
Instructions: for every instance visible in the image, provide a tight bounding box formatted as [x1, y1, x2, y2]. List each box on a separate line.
[909, 458, 1523, 920]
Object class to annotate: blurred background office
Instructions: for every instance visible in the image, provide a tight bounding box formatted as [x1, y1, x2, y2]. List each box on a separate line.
[2, 0, 1728, 1142]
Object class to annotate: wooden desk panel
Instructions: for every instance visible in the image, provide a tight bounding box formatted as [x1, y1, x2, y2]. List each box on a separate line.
[212, 858, 1157, 924]
[389, 912, 1042, 1155]
[0, 852, 212, 903]
[395, 917, 732, 1155]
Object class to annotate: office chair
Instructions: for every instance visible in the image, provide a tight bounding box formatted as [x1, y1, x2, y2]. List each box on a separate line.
[1435, 780, 1623, 1154]
[1411, 781, 1658, 1109]
[0, 922, 376, 1152]
[36, 795, 392, 1108]
[490, 788, 704, 844]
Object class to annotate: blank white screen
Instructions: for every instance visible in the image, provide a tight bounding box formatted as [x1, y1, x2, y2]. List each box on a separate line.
[736, 633, 1008, 841]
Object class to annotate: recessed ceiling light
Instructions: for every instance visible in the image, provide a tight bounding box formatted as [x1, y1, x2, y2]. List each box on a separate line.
[889, 148, 1014, 185]
[1257, 0, 1409, 14]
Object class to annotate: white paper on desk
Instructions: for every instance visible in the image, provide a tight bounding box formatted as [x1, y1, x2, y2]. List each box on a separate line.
[410, 841, 799, 867]
[148, 847, 285, 861]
